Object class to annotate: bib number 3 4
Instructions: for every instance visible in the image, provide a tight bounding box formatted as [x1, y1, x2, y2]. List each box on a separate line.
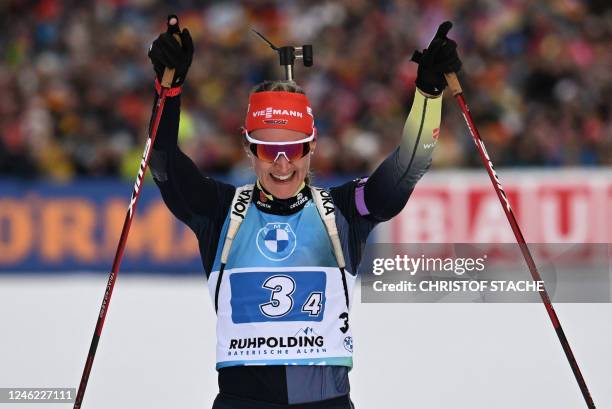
[260, 275, 323, 318]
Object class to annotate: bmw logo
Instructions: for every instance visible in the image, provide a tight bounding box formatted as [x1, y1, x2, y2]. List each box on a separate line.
[256, 223, 297, 261]
[343, 336, 353, 352]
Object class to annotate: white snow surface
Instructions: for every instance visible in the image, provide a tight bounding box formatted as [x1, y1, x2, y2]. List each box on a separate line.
[0, 275, 610, 409]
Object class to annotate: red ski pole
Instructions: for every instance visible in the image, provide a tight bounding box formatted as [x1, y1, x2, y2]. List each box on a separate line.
[444, 71, 596, 409]
[73, 15, 182, 409]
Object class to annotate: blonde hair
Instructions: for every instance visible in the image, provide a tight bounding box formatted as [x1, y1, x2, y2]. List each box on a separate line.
[251, 80, 306, 94]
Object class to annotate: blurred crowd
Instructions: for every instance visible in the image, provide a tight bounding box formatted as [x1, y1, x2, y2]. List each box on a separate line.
[1, 0, 611, 181]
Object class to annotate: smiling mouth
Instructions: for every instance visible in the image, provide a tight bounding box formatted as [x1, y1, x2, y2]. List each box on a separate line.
[270, 171, 295, 183]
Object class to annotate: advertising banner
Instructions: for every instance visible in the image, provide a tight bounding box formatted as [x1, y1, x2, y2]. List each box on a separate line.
[1, 169, 610, 273]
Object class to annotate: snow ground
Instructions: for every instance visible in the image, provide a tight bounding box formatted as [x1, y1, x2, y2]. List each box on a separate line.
[0, 275, 610, 409]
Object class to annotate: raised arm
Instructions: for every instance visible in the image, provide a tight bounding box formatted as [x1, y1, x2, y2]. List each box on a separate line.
[149, 93, 234, 232]
[358, 90, 440, 221]
[330, 88, 446, 275]
[357, 21, 462, 222]
[147, 19, 235, 235]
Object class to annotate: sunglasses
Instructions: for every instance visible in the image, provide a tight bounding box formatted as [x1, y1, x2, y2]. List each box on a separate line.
[243, 128, 315, 163]
[249, 141, 311, 163]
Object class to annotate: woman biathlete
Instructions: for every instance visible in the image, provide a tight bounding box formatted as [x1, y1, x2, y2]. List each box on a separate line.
[147, 17, 461, 409]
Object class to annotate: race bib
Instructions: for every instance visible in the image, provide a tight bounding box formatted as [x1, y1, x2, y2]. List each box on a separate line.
[229, 271, 327, 324]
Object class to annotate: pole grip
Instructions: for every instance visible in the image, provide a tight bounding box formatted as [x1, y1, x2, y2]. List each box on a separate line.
[444, 72, 462, 96]
[160, 16, 183, 88]
[160, 69, 176, 89]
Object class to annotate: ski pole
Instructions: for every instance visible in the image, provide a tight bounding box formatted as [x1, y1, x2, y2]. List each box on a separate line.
[444, 70, 596, 409]
[73, 15, 182, 409]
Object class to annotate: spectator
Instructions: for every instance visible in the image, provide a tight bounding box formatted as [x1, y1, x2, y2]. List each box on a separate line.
[1, 0, 611, 180]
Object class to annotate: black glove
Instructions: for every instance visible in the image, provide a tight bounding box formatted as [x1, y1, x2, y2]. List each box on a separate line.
[148, 15, 194, 87]
[411, 21, 462, 96]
